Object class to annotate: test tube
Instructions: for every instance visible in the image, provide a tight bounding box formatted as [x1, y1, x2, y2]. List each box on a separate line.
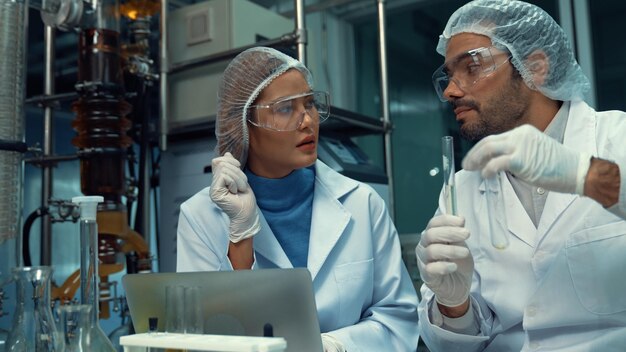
[442, 136, 458, 215]
[485, 174, 509, 249]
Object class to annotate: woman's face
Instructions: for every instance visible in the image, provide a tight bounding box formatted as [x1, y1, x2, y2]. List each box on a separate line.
[247, 69, 319, 178]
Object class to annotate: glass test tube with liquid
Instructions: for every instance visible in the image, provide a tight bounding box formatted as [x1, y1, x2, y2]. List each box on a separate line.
[442, 136, 458, 215]
[442, 136, 508, 249]
[485, 174, 509, 250]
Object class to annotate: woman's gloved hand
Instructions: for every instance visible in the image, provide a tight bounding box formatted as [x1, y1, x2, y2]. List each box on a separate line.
[462, 124, 592, 195]
[321, 333, 346, 352]
[209, 152, 261, 243]
[415, 214, 474, 307]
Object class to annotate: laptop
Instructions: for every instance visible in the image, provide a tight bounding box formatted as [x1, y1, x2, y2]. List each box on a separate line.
[122, 268, 324, 352]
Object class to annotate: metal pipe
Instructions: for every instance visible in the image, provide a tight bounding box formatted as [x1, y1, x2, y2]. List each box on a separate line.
[24, 154, 79, 165]
[24, 91, 78, 106]
[294, 0, 307, 65]
[159, 0, 169, 151]
[572, 0, 597, 107]
[41, 25, 55, 266]
[134, 89, 151, 243]
[376, 0, 394, 220]
[0, 140, 28, 153]
[327, 115, 385, 132]
[28, 0, 61, 13]
[25, 148, 126, 167]
[136, 145, 151, 241]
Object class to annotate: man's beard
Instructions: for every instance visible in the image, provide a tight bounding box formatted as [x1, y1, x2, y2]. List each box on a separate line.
[457, 79, 529, 141]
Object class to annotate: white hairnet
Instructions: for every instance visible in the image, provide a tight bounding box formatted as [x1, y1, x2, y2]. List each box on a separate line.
[215, 47, 313, 167]
[437, 0, 590, 101]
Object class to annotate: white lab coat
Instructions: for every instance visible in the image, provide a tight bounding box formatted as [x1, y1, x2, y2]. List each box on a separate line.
[177, 160, 420, 352]
[418, 100, 626, 351]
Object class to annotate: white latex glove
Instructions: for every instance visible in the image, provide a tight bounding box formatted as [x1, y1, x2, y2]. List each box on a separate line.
[321, 333, 346, 352]
[462, 124, 592, 195]
[415, 215, 474, 307]
[209, 152, 261, 243]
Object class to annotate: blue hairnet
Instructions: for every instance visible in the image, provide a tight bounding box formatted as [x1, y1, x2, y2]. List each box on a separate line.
[216, 47, 313, 167]
[437, 0, 590, 101]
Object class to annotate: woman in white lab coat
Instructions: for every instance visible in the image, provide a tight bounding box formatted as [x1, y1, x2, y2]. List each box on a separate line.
[176, 47, 419, 352]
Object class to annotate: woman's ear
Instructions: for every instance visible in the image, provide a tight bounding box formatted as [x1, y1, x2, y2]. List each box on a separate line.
[525, 50, 549, 87]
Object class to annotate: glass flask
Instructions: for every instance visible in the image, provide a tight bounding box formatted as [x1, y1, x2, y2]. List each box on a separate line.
[5, 266, 65, 351]
[58, 304, 92, 351]
[72, 196, 117, 351]
[107, 321, 130, 352]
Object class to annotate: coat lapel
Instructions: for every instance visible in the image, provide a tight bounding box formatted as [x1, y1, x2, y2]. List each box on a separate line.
[253, 212, 293, 268]
[478, 173, 537, 247]
[307, 161, 357, 281]
[537, 101, 598, 244]
[306, 181, 351, 280]
[251, 161, 358, 277]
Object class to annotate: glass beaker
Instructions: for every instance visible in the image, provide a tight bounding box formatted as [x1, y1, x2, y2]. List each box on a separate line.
[165, 285, 185, 333]
[58, 304, 92, 351]
[5, 266, 65, 351]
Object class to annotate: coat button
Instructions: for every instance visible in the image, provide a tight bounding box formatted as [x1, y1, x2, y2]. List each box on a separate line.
[537, 187, 545, 195]
[527, 305, 537, 317]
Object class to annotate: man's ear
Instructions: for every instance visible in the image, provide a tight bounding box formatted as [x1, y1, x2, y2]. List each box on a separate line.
[525, 50, 549, 87]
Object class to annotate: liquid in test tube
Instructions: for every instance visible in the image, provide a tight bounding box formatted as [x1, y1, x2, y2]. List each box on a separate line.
[485, 174, 509, 250]
[442, 136, 458, 215]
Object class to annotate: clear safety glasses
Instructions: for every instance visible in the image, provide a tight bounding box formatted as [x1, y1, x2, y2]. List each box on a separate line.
[432, 46, 512, 102]
[249, 91, 330, 131]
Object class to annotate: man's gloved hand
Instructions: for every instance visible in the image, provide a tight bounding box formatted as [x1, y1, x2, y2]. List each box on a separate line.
[321, 333, 346, 352]
[209, 152, 261, 243]
[462, 124, 592, 195]
[415, 215, 474, 307]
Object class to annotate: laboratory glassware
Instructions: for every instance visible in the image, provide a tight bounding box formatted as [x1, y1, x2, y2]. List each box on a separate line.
[165, 285, 185, 333]
[72, 196, 117, 351]
[183, 286, 203, 334]
[5, 266, 65, 351]
[442, 136, 458, 215]
[58, 304, 92, 351]
[485, 174, 509, 249]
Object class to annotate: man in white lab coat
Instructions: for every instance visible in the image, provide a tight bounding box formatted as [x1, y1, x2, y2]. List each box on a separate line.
[416, 0, 626, 351]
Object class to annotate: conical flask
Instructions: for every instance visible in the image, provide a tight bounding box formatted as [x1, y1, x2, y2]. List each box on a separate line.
[6, 266, 65, 351]
[58, 304, 92, 351]
[72, 196, 116, 351]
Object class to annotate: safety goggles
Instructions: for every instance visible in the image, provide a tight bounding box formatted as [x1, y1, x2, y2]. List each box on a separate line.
[248, 91, 330, 132]
[432, 46, 512, 102]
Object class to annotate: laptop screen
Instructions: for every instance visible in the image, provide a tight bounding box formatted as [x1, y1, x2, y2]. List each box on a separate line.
[123, 268, 323, 352]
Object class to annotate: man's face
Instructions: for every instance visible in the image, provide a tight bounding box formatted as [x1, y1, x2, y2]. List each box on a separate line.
[443, 33, 531, 141]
